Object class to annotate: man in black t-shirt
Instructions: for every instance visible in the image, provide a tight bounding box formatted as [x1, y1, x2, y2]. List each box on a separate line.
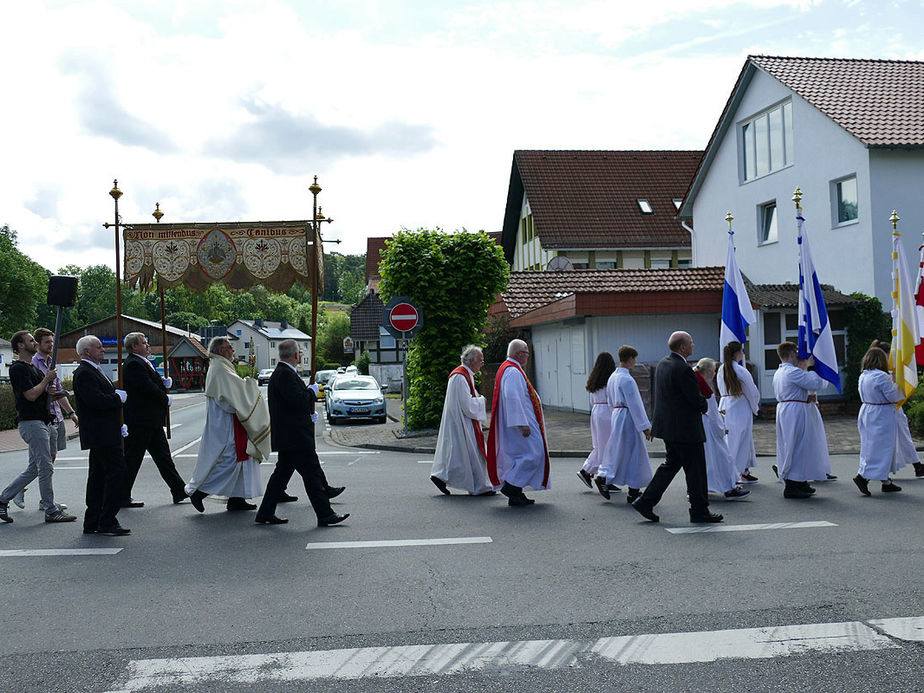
[0, 331, 76, 524]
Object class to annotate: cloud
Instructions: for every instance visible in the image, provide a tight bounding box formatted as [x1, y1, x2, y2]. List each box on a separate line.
[58, 52, 178, 153]
[203, 97, 438, 173]
[24, 184, 63, 219]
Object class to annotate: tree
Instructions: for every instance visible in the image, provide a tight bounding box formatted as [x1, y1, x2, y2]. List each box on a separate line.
[843, 292, 891, 399]
[317, 311, 351, 365]
[0, 225, 48, 336]
[378, 229, 509, 429]
[165, 311, 209, 331]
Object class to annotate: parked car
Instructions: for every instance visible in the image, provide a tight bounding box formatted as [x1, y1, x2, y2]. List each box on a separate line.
[325, 374, 386, 424]
[257, 368, 274, 386]
[315, 369, 337, 398]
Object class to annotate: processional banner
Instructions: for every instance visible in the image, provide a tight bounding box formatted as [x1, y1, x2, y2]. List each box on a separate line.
[123, 221, 322, 292]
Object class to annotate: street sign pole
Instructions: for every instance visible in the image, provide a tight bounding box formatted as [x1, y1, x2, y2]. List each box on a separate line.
[381, 296, 423, 433]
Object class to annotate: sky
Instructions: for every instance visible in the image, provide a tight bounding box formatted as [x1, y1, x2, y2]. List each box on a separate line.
[2, 0, 923, 274]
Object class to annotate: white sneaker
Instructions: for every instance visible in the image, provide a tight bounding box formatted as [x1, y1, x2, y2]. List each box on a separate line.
[13, 489, 26, 509]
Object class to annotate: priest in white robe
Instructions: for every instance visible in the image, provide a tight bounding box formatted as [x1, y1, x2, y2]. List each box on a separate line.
[487, 339, 550, 506]
[186, 337, 271, 512]
[773, 341, 830, 499]
[430, 345, 494, 496]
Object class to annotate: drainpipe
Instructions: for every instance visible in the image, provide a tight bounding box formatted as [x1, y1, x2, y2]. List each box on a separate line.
[681, 219, 696, 266]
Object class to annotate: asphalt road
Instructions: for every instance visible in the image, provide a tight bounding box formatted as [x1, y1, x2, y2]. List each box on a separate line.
[1, 393, 923, 692]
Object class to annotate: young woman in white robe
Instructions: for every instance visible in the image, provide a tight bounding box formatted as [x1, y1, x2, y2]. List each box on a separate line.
[854, 346, 904, 495]
[717, 341, 760, 484]
[577, 352, 616, 489]
[773, 341, 830, 499]
[870, 340, 924, 478]
[595, 345, 652, 504]
[694, 359, 749, 499]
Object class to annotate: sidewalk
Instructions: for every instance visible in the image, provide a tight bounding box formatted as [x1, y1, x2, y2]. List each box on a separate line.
[0, 392, 205, 453]
[326, 397, 924, 458]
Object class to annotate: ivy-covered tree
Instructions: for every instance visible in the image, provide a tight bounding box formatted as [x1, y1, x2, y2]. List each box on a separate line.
[378, 229, 509, 429]
[843, 292, 891, 399]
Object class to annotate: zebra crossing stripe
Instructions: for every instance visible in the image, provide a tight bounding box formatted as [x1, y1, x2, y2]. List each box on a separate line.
[105, 617, 924, 691]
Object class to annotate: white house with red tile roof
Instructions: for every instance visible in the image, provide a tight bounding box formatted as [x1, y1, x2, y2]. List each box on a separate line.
[679, 55, 924, 308]
[500, 150, 702, 272]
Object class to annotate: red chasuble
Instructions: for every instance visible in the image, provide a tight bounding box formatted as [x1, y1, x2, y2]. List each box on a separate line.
[486, 359, 550, 487]
[232, 415, 249, 462]
[449, 365, 486, 460]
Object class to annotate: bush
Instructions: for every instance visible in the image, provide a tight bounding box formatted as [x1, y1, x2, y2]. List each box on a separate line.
[0, 383, 15, 430]
[356, 351, 371, 375]
[843, 293, 891, 399]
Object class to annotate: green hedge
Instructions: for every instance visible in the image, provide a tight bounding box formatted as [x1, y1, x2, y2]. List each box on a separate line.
[0, 384, 14, 430]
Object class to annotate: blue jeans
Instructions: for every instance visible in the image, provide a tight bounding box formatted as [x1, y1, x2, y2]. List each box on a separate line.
[0, 421, 56, 513]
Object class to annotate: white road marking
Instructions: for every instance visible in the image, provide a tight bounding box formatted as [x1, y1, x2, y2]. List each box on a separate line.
[666, 520, 838, 534]
[105, 617, 909, 691]
[0, 548, 123, 557]
[54, 456, 88, 461]
[868, 616, 924, 641]
[165, 423, 183, 429]
[51, 466, 89, 470]
[171, 437, 201, 455]
[418, 460, 433, 464]
[305, 537, 493, 550]
[319, 451, 380, 455]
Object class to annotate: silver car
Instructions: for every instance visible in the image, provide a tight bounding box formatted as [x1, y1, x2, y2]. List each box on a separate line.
[326, 375, 386, 424]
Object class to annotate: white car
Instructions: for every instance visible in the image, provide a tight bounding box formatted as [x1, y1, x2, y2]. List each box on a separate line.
[257, 368, 274, 385]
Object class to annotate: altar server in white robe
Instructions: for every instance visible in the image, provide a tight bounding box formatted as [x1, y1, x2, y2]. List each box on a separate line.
[595, 345, 652, 504]
[186, 337, 270, 512]
[694, 359, 749, 500]
[853, 346, 904, 495]
[870, 340, 924, 478]
[487, 339, 550, 507]
[773, 341, 830, 499]
[717, 341, 760, 484]
[577, 352, 617, 490]
[430, 345, 494, 496]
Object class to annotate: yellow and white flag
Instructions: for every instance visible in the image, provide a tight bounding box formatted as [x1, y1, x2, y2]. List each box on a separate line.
[892, 232, 919, 405]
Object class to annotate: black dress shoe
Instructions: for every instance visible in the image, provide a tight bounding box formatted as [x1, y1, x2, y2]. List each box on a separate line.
[626, 488, 641, 504]
[594, 475, 611, 500]
[783, 481, 812, 499]
[689, 511, 723, 523]
[172, 493, 189, 504]
[881, 480, 902, 492]
[226, 498, 256, 511]
[97, 524, 131, 536]
[631, 498, 659, 522]
[430, 476, 450, 495]
[82, 527, 97, 534]
[576, 469, 593, 489]
[120, 499, 144, 508]
[520, 493, 535, 505]
[278, 493, 299, 503]
[508, 495, 531, 507]
[318, 512, 350, 526]
[853, 474, 871, 496]
[499, 482, 521, 498]
[475, 490, 497, 496]
[325, 486, 345, 499]
[255, 515, 289, 525]
[190, 490, 206, 513]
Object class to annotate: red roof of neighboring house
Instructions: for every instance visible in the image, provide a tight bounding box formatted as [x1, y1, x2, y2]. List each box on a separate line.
[501, 150, 701, 262]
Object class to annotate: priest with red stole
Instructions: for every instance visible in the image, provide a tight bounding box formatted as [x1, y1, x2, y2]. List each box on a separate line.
[487, 339, 550, 506]
[429, 345, 495, 496]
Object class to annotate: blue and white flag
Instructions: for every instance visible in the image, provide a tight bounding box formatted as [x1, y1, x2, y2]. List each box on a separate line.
[720, 229, 755, 353]
[797, 214, 841, 392]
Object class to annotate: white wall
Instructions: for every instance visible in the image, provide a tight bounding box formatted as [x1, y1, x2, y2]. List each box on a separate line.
[530, 313, 721, 412]
[691, 68, 893, 302]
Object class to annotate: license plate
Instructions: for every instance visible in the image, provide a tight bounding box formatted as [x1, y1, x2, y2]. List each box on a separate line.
[349, 407, 370, 414]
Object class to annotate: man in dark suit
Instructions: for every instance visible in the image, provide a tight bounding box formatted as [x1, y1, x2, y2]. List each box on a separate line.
[255, 339, 349, 527]
[73, 335, 130, 536]
[122, 332, 188, 506]
[631, 331, 723, 524]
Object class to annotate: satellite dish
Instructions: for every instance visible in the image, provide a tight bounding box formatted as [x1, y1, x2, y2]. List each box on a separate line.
[546, 256, 574, 271]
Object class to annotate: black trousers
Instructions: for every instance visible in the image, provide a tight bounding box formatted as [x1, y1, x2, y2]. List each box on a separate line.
[85, 445, 127, 531]
[639, 440, 709, 515]
[259, 449, 332, 520]
[124, 425, 186, 500]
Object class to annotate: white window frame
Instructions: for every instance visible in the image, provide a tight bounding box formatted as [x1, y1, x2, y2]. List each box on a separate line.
[832, 174, 859, 227]
[740, 100, 794, 182]
[758, 200, 778, 246]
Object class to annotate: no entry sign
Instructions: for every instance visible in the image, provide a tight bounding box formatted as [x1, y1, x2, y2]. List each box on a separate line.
[382, 296, 424, 339]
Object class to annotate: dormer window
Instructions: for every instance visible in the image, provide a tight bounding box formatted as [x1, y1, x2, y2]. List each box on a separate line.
[637, 199, 653, 214]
